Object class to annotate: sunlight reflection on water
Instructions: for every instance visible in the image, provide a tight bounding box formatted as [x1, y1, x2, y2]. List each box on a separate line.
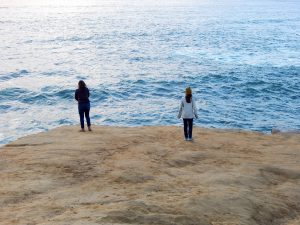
[0, 0, 299, 145]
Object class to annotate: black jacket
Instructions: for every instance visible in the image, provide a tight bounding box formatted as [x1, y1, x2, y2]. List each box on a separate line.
[75, 88, 90, 103]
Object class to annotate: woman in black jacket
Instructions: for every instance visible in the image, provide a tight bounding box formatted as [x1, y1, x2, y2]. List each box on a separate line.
[75, 80, 92, 131]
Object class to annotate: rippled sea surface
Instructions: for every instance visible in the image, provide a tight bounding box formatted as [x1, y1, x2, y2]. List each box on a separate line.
[0, 0, 299, 145]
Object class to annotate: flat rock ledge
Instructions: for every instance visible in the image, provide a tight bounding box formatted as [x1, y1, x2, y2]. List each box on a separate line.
[1, 126, 300, 225]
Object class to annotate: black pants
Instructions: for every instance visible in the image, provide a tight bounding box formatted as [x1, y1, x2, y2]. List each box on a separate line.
[183, 119, 193, 139]
[78, 102, 91, 129]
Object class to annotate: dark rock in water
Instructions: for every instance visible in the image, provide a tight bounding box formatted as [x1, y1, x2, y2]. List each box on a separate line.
[272, 128, 300, 134]
[271, 128, 281, 134]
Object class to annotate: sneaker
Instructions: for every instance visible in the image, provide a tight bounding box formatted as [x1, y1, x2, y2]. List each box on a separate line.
[80, 129, 85, 132]
[88, 126, 92, 131]
[185, 137, 188, 141]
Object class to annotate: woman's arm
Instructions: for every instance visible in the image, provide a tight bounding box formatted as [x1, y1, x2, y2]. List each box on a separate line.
[193, 98, 198, 119]
[177, 100, 183, 119]
[75, 90, 78, 101]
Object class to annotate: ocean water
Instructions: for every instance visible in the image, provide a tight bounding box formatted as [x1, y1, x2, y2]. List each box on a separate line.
[0, 0, 299, 145]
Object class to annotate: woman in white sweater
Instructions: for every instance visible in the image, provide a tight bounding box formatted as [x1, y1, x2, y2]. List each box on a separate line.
[177, 87, 198, 141]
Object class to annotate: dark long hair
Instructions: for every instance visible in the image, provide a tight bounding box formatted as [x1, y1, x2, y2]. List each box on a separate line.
[185, 94, 192, 103]
[78, 80, 87, 90]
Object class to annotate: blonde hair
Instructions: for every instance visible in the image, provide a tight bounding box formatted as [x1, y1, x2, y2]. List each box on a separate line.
[185, 87, 192, 95]
[185, 87, 192, 103]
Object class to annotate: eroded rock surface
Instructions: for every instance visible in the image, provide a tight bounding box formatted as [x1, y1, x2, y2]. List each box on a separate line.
[1, 126, 299, 225]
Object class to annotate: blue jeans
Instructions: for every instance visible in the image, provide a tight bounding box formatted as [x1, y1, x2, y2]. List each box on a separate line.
[183, 119, 193, 139]
[78, 102, 91, 129]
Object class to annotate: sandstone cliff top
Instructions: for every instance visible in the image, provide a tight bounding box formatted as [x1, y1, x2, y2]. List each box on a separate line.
[1, 126, 300, 225]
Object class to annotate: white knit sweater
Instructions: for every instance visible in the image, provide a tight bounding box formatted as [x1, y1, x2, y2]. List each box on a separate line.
[178, 97, 198, 119]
